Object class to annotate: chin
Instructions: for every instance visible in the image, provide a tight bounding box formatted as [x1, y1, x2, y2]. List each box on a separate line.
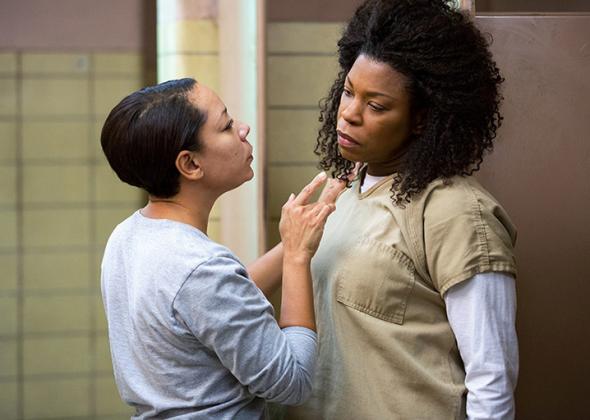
[245, 168, 254, 181]
[339, 146, 360, 163]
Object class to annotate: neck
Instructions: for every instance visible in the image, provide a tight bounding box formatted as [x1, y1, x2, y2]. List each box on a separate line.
[366, 146, 408, 176]
[141, 186, 218, 234]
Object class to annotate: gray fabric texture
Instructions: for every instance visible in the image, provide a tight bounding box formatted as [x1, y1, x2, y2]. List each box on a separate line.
[101, 211, 317, 419]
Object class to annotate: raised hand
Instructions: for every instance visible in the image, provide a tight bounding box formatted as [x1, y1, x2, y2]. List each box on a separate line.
[279, 172, 343, 261]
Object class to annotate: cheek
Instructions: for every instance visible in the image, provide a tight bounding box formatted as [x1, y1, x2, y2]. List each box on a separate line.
[379, 114, 412, 141]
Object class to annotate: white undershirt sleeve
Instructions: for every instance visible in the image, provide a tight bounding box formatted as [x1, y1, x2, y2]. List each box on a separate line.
[444, 272, 519, 420]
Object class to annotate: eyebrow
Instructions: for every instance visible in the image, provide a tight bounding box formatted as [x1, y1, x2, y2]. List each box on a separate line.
[346, 76, 397, 101]
[216, 106, 228, 125]
[216, 107, 227, 125]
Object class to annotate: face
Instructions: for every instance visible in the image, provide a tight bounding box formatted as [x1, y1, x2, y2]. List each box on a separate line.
[336, 54, 415, 176]
[189, 84, 254, 192]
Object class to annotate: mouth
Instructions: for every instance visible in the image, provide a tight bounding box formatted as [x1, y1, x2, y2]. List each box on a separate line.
[337, 130, 360, 148]
[247, 154, 254, 162]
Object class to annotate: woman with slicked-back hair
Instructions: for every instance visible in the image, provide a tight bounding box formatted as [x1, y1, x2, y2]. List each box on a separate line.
[287, 1, 518, 419]
[100, 78, 345, 418]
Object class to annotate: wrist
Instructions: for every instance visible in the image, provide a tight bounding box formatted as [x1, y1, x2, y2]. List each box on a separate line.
[283, 251, 312, 266]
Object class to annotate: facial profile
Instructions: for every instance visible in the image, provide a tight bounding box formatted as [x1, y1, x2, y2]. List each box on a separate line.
[188, 83, 254, 194]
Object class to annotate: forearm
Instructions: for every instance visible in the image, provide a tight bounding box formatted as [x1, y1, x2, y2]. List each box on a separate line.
[246, 243, 283, 299]
[279, 254, 316, 332]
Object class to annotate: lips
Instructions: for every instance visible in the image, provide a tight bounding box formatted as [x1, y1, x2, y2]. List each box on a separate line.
[337, 130, 360, 148]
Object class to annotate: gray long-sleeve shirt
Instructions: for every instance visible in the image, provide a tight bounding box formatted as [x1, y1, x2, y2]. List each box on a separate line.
[101, 211, 317, 419]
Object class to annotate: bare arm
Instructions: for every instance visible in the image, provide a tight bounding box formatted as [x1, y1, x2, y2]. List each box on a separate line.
[247, 243, 283, 299]
[247, 176, 346, 300]
[278, 173, 346, 331]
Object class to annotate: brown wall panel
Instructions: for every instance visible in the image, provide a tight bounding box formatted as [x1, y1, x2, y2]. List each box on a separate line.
[268, 0, 364, 22]
[0, 0, 145, 49]
[475, 15, 590, 419]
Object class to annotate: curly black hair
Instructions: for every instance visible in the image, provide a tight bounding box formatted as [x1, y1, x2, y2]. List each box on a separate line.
[315, 0, 504, 205]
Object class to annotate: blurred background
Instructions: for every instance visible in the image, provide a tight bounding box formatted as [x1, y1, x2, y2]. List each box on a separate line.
[0, 0, 589, 419]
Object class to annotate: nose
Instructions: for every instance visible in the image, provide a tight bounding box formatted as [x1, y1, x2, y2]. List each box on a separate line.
[238, 122, 250, 141]
[340, 98, 362, 125]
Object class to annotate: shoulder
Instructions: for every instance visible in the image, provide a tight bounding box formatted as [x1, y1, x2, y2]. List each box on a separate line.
[416, 176, 516, 245]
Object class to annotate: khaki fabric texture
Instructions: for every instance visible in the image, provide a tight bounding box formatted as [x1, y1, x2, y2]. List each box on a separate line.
[286, 175, 517, 420]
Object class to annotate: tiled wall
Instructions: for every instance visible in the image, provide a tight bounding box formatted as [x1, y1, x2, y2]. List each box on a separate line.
[265, 23, 342, 247]
[157, 16, 222, 242]
[0, 51, 143, 419]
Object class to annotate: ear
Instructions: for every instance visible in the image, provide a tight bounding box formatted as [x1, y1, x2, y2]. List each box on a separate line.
[175, 150, 204, 181]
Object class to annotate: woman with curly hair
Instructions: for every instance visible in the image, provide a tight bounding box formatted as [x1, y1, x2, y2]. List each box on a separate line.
[286, 1, 518, 419]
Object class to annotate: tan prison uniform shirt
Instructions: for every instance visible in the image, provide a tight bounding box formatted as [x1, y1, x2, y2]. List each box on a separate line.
[286, 175, 517, 420]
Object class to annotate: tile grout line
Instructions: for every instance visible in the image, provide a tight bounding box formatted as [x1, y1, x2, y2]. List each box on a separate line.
[15, 49, 24, 420]
[87, 52, 98, 419]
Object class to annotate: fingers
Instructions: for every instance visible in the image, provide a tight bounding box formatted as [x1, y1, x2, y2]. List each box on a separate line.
[318, 178, 347, 205]
[315, 203, 336, 224]
[292, 172, 327, 206]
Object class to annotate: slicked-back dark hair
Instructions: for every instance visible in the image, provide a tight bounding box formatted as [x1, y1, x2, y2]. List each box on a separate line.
[316, 0, 504, 205]
[100, 78, 206, 198]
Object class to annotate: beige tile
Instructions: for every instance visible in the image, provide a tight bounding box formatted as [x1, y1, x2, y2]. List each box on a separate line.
[0, 121, 17, 162]
[93, 78, 142, 118]
[96, 333, 113, 372]
[94, 248, 105, 275]
[0, 382, 17, 419]
[22, 78, 89, 116]
[158, 20, 218, 54]
[0, 78, 17, 116]
[268, 22, 343, 53]
[0, 339, 17, 377]
[96, 376, 133, 416]
[267, 165, 319, 218]
[95, 164, 143, 203]
[24, 336, 90, 376]
[0, 211, 17, 248]
[267, 56, 339, 107]
[94, 53, 142, 75]
[23, 378, 90, 419]
[0, 254, 17, 292]
[23, 295, 90, 334]
[22, 121, 89, 160]
[23, 165, 89, 204]
[267, 109, 321, 163]
[96, 294, 108, 332]
[0, 52, 17, 74]
[157, 54, 219, 92]
[93, 120, 107, 160]
[0, 166, 16, 206]
[23, 251, 90, 290]
[23, 208, 89, 247]
[0, 297, 17, 336]
[95, 206, 139, 247]
[22, 53, 90, 75]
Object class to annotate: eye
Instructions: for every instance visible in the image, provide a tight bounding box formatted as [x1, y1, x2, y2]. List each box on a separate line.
[223, 119, 234, 131]
[368, 102, 386, 112]
[342, 87, 353, 97]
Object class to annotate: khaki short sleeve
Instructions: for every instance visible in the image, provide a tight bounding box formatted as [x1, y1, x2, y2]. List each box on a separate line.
[422, 177, 517, 296]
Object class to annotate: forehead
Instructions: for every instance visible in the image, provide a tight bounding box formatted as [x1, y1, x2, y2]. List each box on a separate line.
[189, 83, 224, 118]
[348, 54, 409, 97]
